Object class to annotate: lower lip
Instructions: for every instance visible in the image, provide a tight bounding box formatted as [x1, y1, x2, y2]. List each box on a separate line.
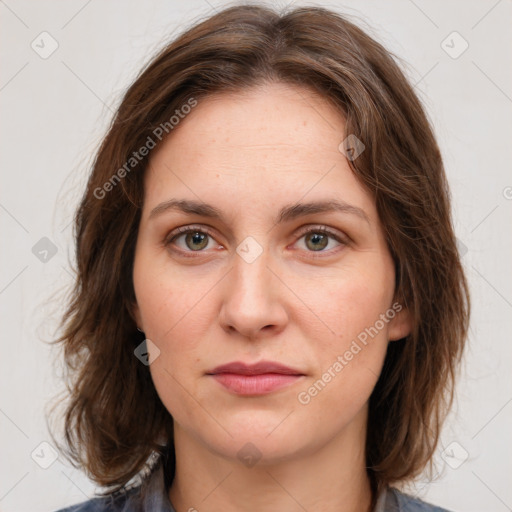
[210, 373, 303, 395]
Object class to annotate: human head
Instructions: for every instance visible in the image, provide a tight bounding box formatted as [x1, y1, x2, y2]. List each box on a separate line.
[50, 3, 470, 501]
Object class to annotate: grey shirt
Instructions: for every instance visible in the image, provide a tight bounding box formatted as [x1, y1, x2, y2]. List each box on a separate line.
[55, 462, 452, 512]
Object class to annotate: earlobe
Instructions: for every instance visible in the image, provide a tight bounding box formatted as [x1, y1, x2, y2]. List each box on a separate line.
[388, 307, 413, 341]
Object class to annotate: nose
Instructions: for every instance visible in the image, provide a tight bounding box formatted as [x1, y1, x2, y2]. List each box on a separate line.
[218, 249, 288, 340]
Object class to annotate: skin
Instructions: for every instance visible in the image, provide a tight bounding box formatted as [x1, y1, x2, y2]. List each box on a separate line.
[132, 81, 412, 512]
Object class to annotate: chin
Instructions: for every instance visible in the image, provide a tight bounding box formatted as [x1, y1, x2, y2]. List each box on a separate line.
[212, 434, 305, 467]
[200, 415, 309, 464]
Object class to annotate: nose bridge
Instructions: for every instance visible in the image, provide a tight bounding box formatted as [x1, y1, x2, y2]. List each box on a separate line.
[219, 243, 287, 337]
[233, 245, 271, 296]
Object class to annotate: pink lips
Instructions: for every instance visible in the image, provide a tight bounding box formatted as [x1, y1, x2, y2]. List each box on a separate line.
[207, 361, 305, 396]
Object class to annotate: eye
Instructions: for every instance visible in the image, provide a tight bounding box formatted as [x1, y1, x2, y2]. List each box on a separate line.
[165, 226, 219, 254]
[293, 226, 347, 256]
[164, 225, 347, 257]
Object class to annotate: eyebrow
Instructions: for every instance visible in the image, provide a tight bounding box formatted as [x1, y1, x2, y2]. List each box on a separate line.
[149, 198, 370, 225]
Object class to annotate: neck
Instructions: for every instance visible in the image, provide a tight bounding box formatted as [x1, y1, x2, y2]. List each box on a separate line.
[168, 408, 373, 512]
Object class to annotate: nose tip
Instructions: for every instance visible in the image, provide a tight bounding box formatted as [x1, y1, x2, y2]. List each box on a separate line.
[218, 256, 288, 339]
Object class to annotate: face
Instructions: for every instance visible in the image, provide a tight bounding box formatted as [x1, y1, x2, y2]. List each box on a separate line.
[132, 82, 411, 465]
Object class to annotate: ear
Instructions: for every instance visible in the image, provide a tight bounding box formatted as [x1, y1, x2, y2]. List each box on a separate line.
[129, 301, 143, 331]
[387, 304, 413, 341]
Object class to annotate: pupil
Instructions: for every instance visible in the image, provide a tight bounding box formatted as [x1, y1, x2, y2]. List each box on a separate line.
[309, 233, 327, 251]
[188, 232, 207, 250]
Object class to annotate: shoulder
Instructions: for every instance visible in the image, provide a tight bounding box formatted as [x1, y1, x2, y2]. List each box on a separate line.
[53, 497, 110, 512]
[388, 487, 454, 512]
[53, 458, 175, 512]
[53, 486, 143, 512]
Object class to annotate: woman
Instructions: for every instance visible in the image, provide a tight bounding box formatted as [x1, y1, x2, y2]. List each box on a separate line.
[50, 4, 470, 512]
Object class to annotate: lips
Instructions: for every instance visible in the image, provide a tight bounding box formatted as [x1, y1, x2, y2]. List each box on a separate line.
[207, 360, 304, 376]
[206, 361, 305, 395]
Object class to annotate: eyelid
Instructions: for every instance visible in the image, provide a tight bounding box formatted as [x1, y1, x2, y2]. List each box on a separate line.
[164, 223, 349, 255]
[293, 224, 350, 244]
[164, 224, 220, 249]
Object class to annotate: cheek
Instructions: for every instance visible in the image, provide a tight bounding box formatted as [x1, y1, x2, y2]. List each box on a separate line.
[133, 261, 211, 423]
[292, 260, 396, 411]
[133, 252, 219, 418]
[294, 272, 393, 419]
[302, 260, 395, 347]
[133, 251, 213, 350]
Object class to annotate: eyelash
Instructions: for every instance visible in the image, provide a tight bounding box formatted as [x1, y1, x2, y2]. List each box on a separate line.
[164, 224, 348, 258]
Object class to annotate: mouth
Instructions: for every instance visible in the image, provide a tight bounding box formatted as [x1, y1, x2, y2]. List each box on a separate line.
[206, 360, 305, 396]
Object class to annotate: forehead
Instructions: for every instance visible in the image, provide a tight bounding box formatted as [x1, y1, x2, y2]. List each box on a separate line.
[142, 82, 375, 222]
[164, 82, 344, 157]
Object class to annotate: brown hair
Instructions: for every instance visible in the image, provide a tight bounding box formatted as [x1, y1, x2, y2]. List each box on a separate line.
[48, 3, 470, 507]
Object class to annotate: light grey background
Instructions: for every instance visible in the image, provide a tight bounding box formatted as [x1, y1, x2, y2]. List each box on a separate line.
[1, 1, 511, 511]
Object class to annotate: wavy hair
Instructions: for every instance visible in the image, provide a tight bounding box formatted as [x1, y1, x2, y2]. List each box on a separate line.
[48, 3, 470, 507]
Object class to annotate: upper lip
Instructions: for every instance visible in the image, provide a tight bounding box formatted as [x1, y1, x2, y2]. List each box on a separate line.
[207, 360, 304, 376]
